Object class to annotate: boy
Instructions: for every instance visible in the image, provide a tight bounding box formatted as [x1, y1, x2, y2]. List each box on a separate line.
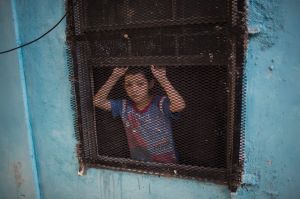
[93, 65, 185, 163]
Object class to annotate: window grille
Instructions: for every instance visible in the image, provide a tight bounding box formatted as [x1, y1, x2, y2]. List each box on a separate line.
[66, 0, 247, 191]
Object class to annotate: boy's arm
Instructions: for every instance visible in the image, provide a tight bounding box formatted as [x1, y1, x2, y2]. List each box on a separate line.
[151, 65, 186, 112]
[93, 67, 128, 111]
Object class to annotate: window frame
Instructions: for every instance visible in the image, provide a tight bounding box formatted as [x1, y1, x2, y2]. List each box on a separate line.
[66, 0, 247, 191]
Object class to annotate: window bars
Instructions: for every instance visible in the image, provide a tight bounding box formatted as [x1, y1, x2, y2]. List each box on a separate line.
[66, 0, 247, 191]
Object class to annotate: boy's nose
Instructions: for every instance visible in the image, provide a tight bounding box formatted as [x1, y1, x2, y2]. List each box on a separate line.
[131, 85, 139, 92]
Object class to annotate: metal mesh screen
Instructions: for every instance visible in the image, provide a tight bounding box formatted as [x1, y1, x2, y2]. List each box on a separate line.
[66, 0, 247, 191]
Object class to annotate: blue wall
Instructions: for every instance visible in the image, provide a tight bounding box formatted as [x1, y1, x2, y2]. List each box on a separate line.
[237, 0, 300, 198]
[0, 1, 38, 199]
[1, 0, 299, 198]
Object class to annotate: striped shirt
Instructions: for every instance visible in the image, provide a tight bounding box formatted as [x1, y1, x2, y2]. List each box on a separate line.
[110, 96, 178, 163]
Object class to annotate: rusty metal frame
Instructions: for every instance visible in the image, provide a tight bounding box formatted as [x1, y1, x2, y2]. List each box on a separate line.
[66, 0, 247, 191]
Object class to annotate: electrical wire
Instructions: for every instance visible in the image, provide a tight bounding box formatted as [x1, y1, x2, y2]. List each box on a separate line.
[0, 11, 67, 54]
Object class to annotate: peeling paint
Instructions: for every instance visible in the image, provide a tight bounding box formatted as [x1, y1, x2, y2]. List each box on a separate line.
[249, 0, 284, 50]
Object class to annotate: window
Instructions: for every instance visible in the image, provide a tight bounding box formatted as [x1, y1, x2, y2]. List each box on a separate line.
[66, 0, 247, 191]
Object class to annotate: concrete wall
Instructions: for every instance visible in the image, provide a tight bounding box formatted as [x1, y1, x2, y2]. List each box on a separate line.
[0, 1, 38, 199]
[237, 0, 300, 198]
[0, 0, 299, 198]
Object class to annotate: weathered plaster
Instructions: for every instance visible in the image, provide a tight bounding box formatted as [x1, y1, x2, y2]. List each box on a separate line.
[238, 0, 300, 198]
[0, 1, 38, 198]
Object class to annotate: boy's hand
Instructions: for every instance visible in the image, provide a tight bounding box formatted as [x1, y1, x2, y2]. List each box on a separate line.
[151, 65, 167, 82]
[111, 67, 128, 79]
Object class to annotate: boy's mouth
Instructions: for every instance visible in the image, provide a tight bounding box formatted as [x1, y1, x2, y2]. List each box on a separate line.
[131, 95, 141, 100]
[131, 95, 147, 102]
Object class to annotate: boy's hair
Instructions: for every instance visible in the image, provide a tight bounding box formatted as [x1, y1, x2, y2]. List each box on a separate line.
[124, 66, 154, 83]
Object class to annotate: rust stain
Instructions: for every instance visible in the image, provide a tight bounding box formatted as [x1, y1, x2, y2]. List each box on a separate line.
[13, 161, 24, 188]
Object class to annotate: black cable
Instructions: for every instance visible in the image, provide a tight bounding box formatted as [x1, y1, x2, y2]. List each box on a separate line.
[0, 11, 67, 54]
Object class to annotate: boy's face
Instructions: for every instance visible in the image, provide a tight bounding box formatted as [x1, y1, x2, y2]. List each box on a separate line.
[124, 73, 150, 104]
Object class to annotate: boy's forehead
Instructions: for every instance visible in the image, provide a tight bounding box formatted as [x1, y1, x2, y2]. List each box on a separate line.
[125, 73, 147, 82]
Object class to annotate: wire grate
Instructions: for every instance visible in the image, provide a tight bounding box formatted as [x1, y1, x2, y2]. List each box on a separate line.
[66, 0, 247, 191]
